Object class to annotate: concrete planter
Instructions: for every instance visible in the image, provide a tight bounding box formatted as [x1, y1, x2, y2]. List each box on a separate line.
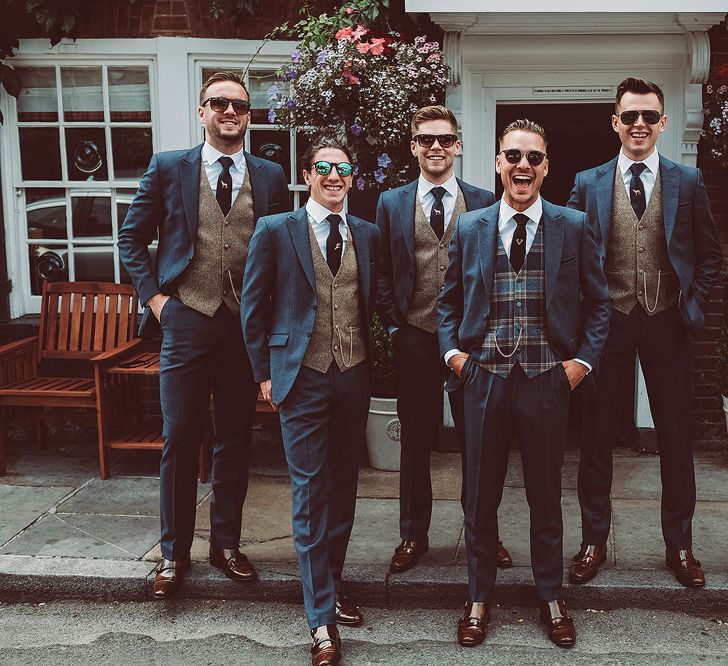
[366, 396, 400, 471]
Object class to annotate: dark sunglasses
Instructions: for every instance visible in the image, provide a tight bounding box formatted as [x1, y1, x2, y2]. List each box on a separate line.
[498, 149, 547, 166]
[311, 161, 354, 177]
[202, 96, 251, 115]
[412, 134, 459, 148]
[618, 109, 662, 125]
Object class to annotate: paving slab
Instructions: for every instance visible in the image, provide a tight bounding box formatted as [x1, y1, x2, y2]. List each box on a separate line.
[1, 455, 100, 488]
[0, 485, 74, 546]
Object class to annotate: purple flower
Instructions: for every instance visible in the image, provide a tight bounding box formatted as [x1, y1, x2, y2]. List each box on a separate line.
[285, 99, 297, 109]
[284, 68, 297, 81]
[374, 168, 386, 184]
[291, 49, 302, 64]
[350, 122, 363, 136]
[268, 108, 277, 123]
[353, 165, 359, 176]
[356, 177, 366, 190]
[377, 153, 392, 168]
[266, 84, 280, 100]
[316, 49, 331, 65]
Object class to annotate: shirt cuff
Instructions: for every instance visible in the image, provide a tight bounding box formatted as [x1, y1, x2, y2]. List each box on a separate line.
[573, 358, 592, 373]
[444, 349, 463, 365]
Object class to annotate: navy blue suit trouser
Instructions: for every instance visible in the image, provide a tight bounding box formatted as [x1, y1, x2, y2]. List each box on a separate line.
[463, 361, 570, 603]
[279, 362, 370, 629]
[159, 298, 258, 560]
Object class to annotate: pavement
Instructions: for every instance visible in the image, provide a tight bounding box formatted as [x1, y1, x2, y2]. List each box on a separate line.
[1, 423, 728, 612]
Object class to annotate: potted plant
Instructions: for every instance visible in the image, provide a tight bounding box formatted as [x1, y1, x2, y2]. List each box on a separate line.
[366, 313, 399, 470]
[716, 326, 728, 435]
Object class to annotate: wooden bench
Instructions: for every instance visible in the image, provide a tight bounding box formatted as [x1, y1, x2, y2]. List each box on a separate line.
[0, 281, 138, 476]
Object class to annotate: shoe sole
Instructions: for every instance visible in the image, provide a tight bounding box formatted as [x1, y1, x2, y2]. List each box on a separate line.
[210, 558, 257, 583]
[336, 616, 364, 627]
[389, 546, 429, 573]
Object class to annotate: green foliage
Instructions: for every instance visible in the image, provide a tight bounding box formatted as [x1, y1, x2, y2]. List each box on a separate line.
[208, 0, 261, 22]
[716, 326, 728, 397]
[371, 313, 397, 398]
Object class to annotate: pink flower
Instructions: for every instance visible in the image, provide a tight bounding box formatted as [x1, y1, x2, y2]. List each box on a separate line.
[356, 42, 371, 54]
[352, 24, 369, 40]
[369, 37, 386, 55]
[343, 69, 360, 85]
[344, 7, 355, 13]
[336, 26, 354, 41]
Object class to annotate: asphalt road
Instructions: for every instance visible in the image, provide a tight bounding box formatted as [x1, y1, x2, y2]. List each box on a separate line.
[2, 599, 728, 665]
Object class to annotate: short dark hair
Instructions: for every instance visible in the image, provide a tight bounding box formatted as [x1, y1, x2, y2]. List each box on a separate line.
[411, 105, 458, 135]
[615, 77, 664, 112]
[498, 119, 548, 149]
[301, 135, 354, 172]
[199, 71, 249, 105]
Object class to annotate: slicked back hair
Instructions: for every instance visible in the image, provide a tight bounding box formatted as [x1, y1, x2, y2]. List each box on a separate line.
[411, 105, 458, 135]
[498, 119, 548, 149]
[615, 77, 664, 112]
[302, 135, 354, 173]
[199, 71, 249, 105]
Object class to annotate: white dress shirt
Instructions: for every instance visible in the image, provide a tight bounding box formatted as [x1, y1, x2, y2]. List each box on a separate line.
[617, 147, 659, 205]
[306, 197, 348, 260]
[201, 142, 247, 203]
[417, 172, 459, 232]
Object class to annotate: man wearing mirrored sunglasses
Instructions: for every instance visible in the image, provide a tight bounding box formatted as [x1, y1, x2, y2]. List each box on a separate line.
[567, 77, 722, 589]
[242, 136, 379, 666]
[375, 105, 513, 576]
[439, 119, 610, 649]
[119, 71, 291, 599]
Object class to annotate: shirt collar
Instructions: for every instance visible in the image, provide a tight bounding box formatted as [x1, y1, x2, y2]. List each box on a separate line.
[417, 172, 458, 198]
[202, 141, 246, 171]
[305, 197, 347, 226]
[618, 147, 659, 177]
[498, 197, 543, 226]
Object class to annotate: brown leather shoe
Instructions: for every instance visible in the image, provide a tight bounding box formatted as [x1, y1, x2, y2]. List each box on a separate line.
[209, 546, 257, 582]
[153, 556, 191, 599]
[497, 540, 513, 568]
[569, 543, 607, 584]
[539, 599, 576, 648]
[311, 625, 341, 666]
[665, 548, 705, 588]
[457, 601, 490, 647]
[389, 538, 429, 573]
[335, 593, 364, 626]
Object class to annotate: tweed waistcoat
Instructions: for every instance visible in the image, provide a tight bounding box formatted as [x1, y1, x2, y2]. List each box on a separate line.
[302, 219, 366, 373]
[177, 165, 255, 317]
[406, 187, 467, 333]
[475, 223, 557, 379]
[605, 169, 677, 315]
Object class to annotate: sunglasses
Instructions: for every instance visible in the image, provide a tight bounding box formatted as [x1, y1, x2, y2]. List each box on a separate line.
[202, 96, 251, 115]
[311, 161, 354, 177]
[498, 149, 547, 166]
[618, 109, 662, 125]
[412, 134, 459, 148]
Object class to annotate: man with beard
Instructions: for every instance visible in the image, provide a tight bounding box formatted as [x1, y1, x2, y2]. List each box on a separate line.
[119, 71, 291, 598]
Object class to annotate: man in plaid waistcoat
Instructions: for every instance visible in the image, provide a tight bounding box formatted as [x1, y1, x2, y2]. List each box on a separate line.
[438, 119, 610, 649]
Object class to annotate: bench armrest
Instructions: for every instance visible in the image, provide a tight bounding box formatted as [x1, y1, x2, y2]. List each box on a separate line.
[0, 336, 38, 387]
[90, 338, 144, 366]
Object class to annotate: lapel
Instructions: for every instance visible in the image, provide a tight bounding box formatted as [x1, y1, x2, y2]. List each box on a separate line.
[595, 156, 618, 246]
[458, 178, 480, 211]
[659, 155, 679, 247]
[477, 204, 499, 307]
[286, 207, 316, 292]
[348, 215, 371, 311]
[541, 199, 565, 310]
[179, 144, 203, 240]
[399, 181, 418, 264]
[244, 151, 267, 222]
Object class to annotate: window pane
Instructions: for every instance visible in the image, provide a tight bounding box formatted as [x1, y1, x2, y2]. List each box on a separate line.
[26, 189, 67, 240]
[62, 67, 103, 122]
[248, 72, 285, 125]
[108, 66, 151, 122]
[72, 246, 115, 282]
[249, 129, 290, 180]
[28, 243, 68, 295]
[16, 67, 58, 122]
[295, 132, 311, 184]
[116, 188, 136, 232]
[65, 127, 108, 181]
[111, 128, 152, 179]
[70, 193, 113, 239]
[19, 128, 62, 180]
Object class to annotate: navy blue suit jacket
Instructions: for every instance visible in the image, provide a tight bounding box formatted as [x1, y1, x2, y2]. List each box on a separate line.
[567, 155, 722, 335]
[375, 178, 495, 328]
[437, 199, 611, 382]
[241, 207, 380, 405]
[118, 143, 291, 338]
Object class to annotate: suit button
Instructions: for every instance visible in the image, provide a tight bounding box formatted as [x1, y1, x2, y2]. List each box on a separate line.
[638, 225, 645, 230]
[334, 345, 339, 351]
[516, 301, 522, 307]
[224, 243, 230, 249]
[306, 332, 312, 337]
[224, 221, 229, 226]
[334, 283, 338, 289]
[639, 269, 644, 274]
[223, 289, 228, 295]
[439, 243, 445, 249]
[334, 304, 339, 310]
[638, 247, 645, 253]
[440, 265, 445, 271]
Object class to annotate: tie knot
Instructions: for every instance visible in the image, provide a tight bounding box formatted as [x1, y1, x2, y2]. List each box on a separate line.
[326, 213, 342, 228]
[218, 156, 234, 171]
[430, 186, 447, 201]
[513, 213, 529, 228]
[630, 162, 647, 177]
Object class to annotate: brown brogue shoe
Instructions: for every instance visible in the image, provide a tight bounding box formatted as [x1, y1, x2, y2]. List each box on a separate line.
[311, 625, 341, 666]
[666, 549, 705, 589]
[209, 546, 257, 582]
[153, 556, 191, 599]
[335, 594, 364, 626]
[457, 601, 490, 647]
[497, 540, 513, 568]
[539, 599, 576, 648]
[389, 538, 429, 573]
[569, 543, 606, 584]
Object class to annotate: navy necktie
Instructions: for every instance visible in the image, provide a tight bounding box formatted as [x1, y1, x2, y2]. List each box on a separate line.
[326, 214, 343, 275]
[629, 162, 647, 220]
[429, 186, 446, 240]
[216, 156, 234, 216]
[510, 213, 529, 273]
